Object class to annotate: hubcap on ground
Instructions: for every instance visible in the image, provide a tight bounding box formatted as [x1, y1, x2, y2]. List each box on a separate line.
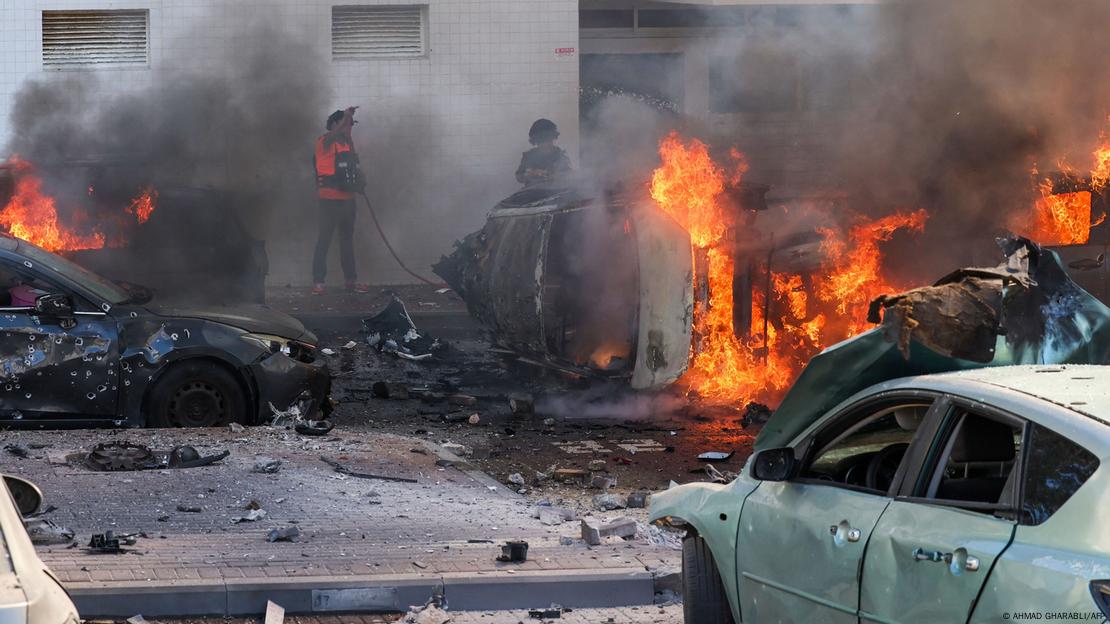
[168, 380, 225, 427]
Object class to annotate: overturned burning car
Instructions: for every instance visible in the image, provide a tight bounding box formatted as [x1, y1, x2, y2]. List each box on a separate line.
[0, 233, 329, 427]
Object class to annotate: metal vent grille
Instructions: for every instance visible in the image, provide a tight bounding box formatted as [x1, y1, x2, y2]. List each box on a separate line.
[332, 5, 427, 60]
[42, 10, 149, 69]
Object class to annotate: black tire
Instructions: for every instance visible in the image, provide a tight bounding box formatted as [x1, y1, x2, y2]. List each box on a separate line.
[146, 361, 247, 428]
[683, 534, 736, 624]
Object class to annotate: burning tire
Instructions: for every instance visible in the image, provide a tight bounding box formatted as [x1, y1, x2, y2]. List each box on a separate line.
[682, 534, 735, 624]
[146, 361, 247, 428]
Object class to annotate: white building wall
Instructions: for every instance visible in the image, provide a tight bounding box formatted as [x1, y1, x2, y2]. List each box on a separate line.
[0, 0, 580, 285]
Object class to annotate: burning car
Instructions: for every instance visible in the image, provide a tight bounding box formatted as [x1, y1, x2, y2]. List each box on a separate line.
[0, 233, 329, 427]
[650, 238, 1110, 623]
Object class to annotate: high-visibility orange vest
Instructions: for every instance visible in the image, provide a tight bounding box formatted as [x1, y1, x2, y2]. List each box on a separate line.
[315, 136, 354, 200]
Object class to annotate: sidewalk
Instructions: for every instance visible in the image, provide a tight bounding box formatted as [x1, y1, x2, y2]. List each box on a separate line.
[0, 426, 680, 618]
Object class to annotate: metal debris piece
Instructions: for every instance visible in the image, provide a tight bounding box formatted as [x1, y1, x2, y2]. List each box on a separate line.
[4, 444, 29, 458]
[496, 540, 529, 563]
[697, 451, 734, 462]
[231, 509, 267, 524]
[24, 518, 74, 545]
[86, 530, 137, 554]
[267, 526, 300, 543]
[364, 296, 445, 359]
[740, 402, 772, 428]
[252, 457, 283, 474]
[295, 420, 335, 436]
[85, 442, 157, 471]
[319, 456, 418, 483]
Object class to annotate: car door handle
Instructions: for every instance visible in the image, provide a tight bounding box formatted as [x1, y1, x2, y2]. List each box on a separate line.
[829, 523, 862, 543]
[912, 548, 981, 572]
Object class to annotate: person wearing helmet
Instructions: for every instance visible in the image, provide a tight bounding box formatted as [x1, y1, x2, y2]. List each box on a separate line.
[311, 107, 370, 296]
[515, 119, 572, 186]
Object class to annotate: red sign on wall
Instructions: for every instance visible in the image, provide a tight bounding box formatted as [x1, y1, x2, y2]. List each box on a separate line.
[555, 47, 576, 57]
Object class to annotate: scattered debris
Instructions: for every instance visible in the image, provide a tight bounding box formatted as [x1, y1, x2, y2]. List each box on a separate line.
[372, 381, 410, 399]
[740, 402, 772, 428]
[252, 457, 283, 474]
[86, 531, 137, 554]
[496, 540, 529, 563]
[268, 402, 303, 427]
[295, 419, 335, 436]
[231, 509, 267, 524]
[402, 603, 450, 624]
[580, 517, 637, 546]
[435, 458, 454, 468]
[589, 474, 617, 490]
[84, 442, 156, 471]
[508, 393, 535, 416]
[321, 348, 337, 356]
[507, 473, 526, 487]
[697, 451, 734, 462]
[467, 413, 480, 425]
[320, 456, 418, 483]
[24, 518, 74, 544]
[364, 296, 445, 359]
[626, 491, 651, 509]
[127, 616, 148, 624]
[4, 444, 29, 458]
[553, 468, 588, 483]
[228, 422, 246, 434]
[176, 505, 202, 513]
[267, 526, 301, 543]
[588, 459, 608, 472]
[592, 493, 626, 511]
[705, 464, 738, 484]
[537, 506, 575, 526]
[342, 340, 358, 350]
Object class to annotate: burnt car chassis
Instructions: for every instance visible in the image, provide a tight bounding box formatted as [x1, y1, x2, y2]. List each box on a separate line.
[0, 234, 330, 428]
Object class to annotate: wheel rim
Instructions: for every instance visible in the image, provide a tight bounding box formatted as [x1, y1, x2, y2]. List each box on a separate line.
[167, 380, 226, 427]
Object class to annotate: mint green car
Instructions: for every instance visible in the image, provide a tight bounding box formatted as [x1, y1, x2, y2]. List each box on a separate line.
[651, 364, 1110, 623]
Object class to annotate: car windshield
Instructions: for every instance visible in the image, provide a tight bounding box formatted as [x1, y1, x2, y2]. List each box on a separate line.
[15, 240, 131, 305]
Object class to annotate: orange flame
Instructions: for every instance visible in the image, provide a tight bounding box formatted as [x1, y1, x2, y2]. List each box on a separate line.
[1, 157, 155, 252]
[127, 187, 157, 224]
[0, 159, 104, 252]
[650, 133, 927, 405]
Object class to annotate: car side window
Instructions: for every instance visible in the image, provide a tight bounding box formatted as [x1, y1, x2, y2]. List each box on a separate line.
[802, 402, 932, 493]
[1021, 424, 1099, 525]
[917, 407, 1023, 516]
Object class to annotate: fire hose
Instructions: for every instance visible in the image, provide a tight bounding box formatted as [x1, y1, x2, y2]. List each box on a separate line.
[358, 190, 445, 287]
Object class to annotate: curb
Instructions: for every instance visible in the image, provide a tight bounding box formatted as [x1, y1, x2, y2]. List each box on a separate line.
[69, 568, 654, 617]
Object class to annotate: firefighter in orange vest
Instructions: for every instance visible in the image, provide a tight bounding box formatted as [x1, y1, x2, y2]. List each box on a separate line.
[312, 107, 369, 295]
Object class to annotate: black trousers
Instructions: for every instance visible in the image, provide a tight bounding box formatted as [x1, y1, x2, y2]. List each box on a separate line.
[312, 197, 357, 283]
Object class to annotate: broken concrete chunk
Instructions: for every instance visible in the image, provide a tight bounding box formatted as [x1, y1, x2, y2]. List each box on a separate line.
[251, 457, 282, 474]
[592, 493, 626, 511]
[589, 474, 617, 490]
[402, 604, 450, 624]
[231, 509, 267, 524]
[532, 505, 576, 522]
[539, 508, 568, 526]
[467, 413, 480, 425]
[228, 422, 246, 434]
[588, 459, 608, 472]
[176, 504, 202, 513]
[626, 491, 651, 509]
[267, 526, 300, 542]
[441, 442, 471, 457]
[507, 473, 526, 486]
[508, 393, 535, 416]
[582, 517, 637, 545]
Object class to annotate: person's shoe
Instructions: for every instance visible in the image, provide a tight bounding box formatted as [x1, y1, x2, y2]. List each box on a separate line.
[311, 283, 326, 296]
[345, 281, 370, 294]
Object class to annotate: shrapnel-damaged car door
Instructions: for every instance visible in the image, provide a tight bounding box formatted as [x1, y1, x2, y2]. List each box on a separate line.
[0, 260, 119, 420]
[737, 397, 937, 623]
[860, 399, 1020, 624]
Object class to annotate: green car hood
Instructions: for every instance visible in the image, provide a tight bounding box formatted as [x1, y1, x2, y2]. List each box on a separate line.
[756, 236, 1110, 451]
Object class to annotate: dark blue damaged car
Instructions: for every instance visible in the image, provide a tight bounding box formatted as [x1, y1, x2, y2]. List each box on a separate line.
[0, 233, 331, 428]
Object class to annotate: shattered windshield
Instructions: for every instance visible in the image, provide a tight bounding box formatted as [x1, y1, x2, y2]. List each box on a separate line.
[16, 240, 130, 305]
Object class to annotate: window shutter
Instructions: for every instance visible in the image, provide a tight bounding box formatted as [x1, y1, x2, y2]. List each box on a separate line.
[332, 5, 427, 60]
[42, 10, 149, 69]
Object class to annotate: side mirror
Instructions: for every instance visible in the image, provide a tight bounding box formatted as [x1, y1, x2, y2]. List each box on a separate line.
[751, 447, 797, 481]
[3, 475, 43, 517]
[34, 293, 74, 317]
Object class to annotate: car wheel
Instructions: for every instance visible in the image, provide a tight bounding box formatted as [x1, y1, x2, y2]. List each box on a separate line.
[147, 361, 247, 428]
[683, 534, 736, 624]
